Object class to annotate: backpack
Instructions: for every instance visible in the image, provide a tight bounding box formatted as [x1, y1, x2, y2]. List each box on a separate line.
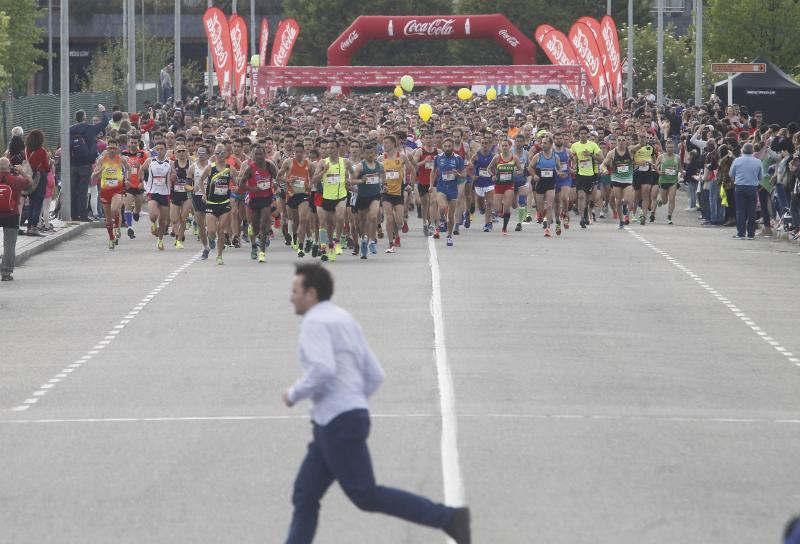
[70, 131, 94, 163]
[0, 174, 15, 213]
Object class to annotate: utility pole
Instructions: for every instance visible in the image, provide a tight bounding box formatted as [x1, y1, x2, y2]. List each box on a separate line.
[607, 0, 612, 16]
[694, 0, 704, 106]
[656, 0, 664, 104]
[232, 0, 237, 14]
[60, 0, 71, 221]
[207, 0, 214, 99]
[174, 0, 181, 102]
[141, 0, 145, 98]
[127, 0, 136, 113]
[626, 0, 633, 98]
[250, 0, 256, 58]
[48, 0, 53, 94]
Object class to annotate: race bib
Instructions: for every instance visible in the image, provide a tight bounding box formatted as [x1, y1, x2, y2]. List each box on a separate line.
[617, 165, 629, 173]
[153, 175, 167, 187]
[560, 164, 568, 172]
[174, 182, 186, 193]
[579, 160, 592, 170]
[326, 174, 341, 185]
[365, 174, 379, 185]
[292, 177, 306, 189]
[256, 180, 270, 190]
[214, 184, 229, 195]
[478, 168, 490, 178]
[541, 169, 554, 178]
[442, 173, 455, 181]
[499, 173, 512, 182]
[105, 179, 119, 187]
[638, 164, 650, 172]
[665, 168, 677, 176]
[386, 171, 400, 180]
[425, 161, 434, 170]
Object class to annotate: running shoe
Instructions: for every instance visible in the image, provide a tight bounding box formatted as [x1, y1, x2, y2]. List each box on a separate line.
[423, 224, 429, 237]
[304, 240, 312, 253]
[433, 228, 441, 239]
[543, 220, 548, 229]
[247, 224, 254, 238]
[297, 249, 305, 258]
[351, 245, 359, 256]
[564, 216, 570, 229]
[346, 237, 354, 249]
[133, 212, 140, 222]
[514, 223, 522, 232]
[242, 232, 249, 243]
[232, 236, 241, 248]
[453, 225, 460, 235]
[108, 239, 115, 250]
[624, 215, 630, 225]
[667, 217, 674, 225]
[536, 212, 543, 224]
[225, 234, 232, 247]
[599, 211, 605, 219]
[157, 239, 164, 251]
[483, 223, 492, 232]
[385, 245, 395, 254]
[175, 240, 184, 249]
[640, 213, 646, 225]
[368, 241, 377, 254]
[335, 243, 343, 255]
[321, 253, 328, 262]
[216, 256, 224, 265]
[251, 246, 258, 260]
[209, 237, 216, 250]
[556, 222, 562, 236]
[312, 244, 319, 258]
[114, 227, 121, 240]
[524, 214, 533, 223]
[150, 221, 157, 235]
[401, 221, 409, 234]
[329, 247, 338, 261]
[439, 221, 447, 232]
[201, 248, 210, 259]
[479, 207, 486, 216]
[360, 237, 368, 259]
[580, 219, 587, 229]
[283, 232, 292, 246]
[394, 236, 401, 247]
[649, 212, 655, 223]
[464, 213, 471, 229]
[544, 228, 551, 237]
[258, 251, 266, 263]
[127, 227, 135, 239]
[446, 237, 453, 247]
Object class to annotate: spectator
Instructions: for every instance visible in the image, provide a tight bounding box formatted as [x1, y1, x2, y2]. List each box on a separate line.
[0, 157, 33, 281]
[160, 63, 174, 102]
[23, 129, 50, 237]
[729, 142, 763, 239]
[69, 104, 108, 221]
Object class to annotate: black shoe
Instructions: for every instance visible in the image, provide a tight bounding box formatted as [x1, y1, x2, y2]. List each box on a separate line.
[133, 212, 140, 222]
[304, 239, 312, 253]
[514, 222, 522, 232]
[311, 244, 319, 258]
[1, 274, 13, 281]
[444, 507, 471, 544]
[127, 228, 136, 239]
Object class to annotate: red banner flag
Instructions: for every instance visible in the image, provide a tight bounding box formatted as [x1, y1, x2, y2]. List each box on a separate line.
[535, 26, 585, 102]
[577, 16, 615, 106]
[600, 16, 624, 108]
[228, 15, 248, 104]
[569, 22, 611, 107]
[202, 7, 234, 99]
[270, 18, 300, 67]
[259, 18, 270, 67]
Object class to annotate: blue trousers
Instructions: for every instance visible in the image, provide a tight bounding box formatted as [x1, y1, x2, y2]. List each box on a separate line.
[286, 409, 454, 544]
[735, 185, 757, 238]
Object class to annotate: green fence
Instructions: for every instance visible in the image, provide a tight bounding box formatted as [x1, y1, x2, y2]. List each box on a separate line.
[1, 89, 160, 153]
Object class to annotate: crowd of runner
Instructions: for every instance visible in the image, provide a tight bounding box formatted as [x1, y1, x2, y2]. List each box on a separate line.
[9, 89, 800, 265]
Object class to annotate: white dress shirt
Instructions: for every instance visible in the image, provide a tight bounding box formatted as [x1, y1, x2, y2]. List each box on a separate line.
[288, 301, 385, 425]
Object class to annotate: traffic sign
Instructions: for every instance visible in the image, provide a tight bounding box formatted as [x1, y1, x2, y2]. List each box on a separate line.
[621, 57, 635, 75]
[711, 63, 766, 74]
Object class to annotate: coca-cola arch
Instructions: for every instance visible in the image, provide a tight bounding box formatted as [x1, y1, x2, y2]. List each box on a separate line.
[328, 14, 536, 67]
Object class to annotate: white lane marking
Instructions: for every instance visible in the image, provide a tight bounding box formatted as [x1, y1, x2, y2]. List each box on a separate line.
[0, 414, 436, 424]
[8, 251, 203, 412]
[427, 237, 465, 508]
[625, 229, 794, 367]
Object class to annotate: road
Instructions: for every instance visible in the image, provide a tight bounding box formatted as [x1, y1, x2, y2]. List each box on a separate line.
[2, 193, 800, 544]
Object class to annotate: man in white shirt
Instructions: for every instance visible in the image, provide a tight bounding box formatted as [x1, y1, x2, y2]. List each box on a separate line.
[283, 263, 470, 544]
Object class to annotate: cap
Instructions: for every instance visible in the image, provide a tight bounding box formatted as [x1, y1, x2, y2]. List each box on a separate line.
[536, 129, 548, 138]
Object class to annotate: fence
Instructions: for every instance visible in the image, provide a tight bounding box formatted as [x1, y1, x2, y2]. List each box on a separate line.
[1, 89, 159, 153]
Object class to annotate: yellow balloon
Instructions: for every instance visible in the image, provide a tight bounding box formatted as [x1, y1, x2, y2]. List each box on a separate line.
[457, 88, 472, 101]
[400, 75, 414, 92]
[419, 103, 432, 122]
[486, 87, 497, 101]
[394, 86, 404, 98]
[250, 55, 260, 67]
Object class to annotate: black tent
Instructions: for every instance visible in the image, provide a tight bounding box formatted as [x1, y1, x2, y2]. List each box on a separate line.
[714, 56, 800, 126]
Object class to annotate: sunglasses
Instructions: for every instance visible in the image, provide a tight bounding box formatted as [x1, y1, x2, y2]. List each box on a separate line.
[176, 149, 187, 152]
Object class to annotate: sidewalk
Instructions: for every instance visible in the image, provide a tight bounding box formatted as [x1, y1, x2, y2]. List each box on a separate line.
[0, 219, 100, 267]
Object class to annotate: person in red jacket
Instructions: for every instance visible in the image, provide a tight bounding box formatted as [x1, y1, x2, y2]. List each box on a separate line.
[23, 129, 51, 236]
[0, 157, 34, 281]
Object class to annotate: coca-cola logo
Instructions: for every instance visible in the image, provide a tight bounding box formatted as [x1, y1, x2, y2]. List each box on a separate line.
[205, 13, 228, 68]
[571, 28, 600, 77]
[498, 29, 520, 48]
[545, 35, 577, 66]
[230, 23, 246, 73]
[601, 25, 620, 71]
[273, 24, 298, 66]
[403, 18, 455, 37]
[340, 30, 359, 51]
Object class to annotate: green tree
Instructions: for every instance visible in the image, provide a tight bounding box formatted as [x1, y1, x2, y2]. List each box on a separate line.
[284, 0, 454, 67]
[452, 0, 652, 65]
[0, 0, 46, 95]
[0, 12, 10, 91]
[82, 29, 203, 95]
[620, 23, 697, 101]
[706, 0, 800, 76]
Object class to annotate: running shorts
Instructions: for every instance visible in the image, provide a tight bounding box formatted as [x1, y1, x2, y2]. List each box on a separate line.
[555, 177, 573, 191]
[474, 185, 494, 198]
[149, 193, 169, 207]
[417, 183, 430, 197]
[192, 194, 206, 212]
[495, 182, 514, 195]
[321, 197, 346, 213]
[287, 193, 309, 209]
[354, 194, 380, 212]
[437, 180, 459, 202]
[206, 203, 230, 217]
[575, 174, 595, 194]
[381, 194, 404, 206]
[535, 179, 556, 195]
[611, 181, 632, 189]
[126, 187, 145, 195]
[248, 196, 273, 213]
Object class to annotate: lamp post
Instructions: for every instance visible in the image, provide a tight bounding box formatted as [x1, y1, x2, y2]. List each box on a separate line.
[694, 0, 704, 105]
[656, 0, 664, 104]
[60, 0, 71, 220]
[174, 0, 181, 102]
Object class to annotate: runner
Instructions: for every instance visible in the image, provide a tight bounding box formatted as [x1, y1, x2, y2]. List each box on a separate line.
[570, 126, 602, 229]
[601, 134, 639, 229]
[91, 139, 128, 250]
[488, 139, 524, 235]
[140, 141, 171, 250]
[238, 143, 278, 263]
[278, 141, 312, 258]
[632, 132, 656, 225]
[198, 143, 238, 265]
[553, 132, 573, 236]
[351, 141, 384, 258]
[411, 131, 439, 236]
[311, 139, 354, 261]
[511, 133, 531, 231]
[121, 132, 146, 239]
[472, 135, 496, 232]
[431, 137, 466, 246]
[168, 144, 193, 249]
[380, 134, 415, 253]
[655, 139, 682, 224]
[188, 145, 211, 259]
[529, 134, 562, 238]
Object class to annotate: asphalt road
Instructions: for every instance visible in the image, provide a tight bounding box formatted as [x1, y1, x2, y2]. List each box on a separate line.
[2, 192, 799, 544]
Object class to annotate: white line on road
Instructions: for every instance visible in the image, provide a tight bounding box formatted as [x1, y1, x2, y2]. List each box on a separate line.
[428, 237, 466, 510]
[7, 252, 203, 412]
[626, 228, 795, 365]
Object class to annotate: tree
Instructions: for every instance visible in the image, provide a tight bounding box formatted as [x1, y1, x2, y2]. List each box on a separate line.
[706, 0, 800, 77]
[620, 23, 697, 101]
[284, 0, 454, 67]
[0, 0, 46, 95]
[82, 29, 203, 96]
[0, 12, 9, 91]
